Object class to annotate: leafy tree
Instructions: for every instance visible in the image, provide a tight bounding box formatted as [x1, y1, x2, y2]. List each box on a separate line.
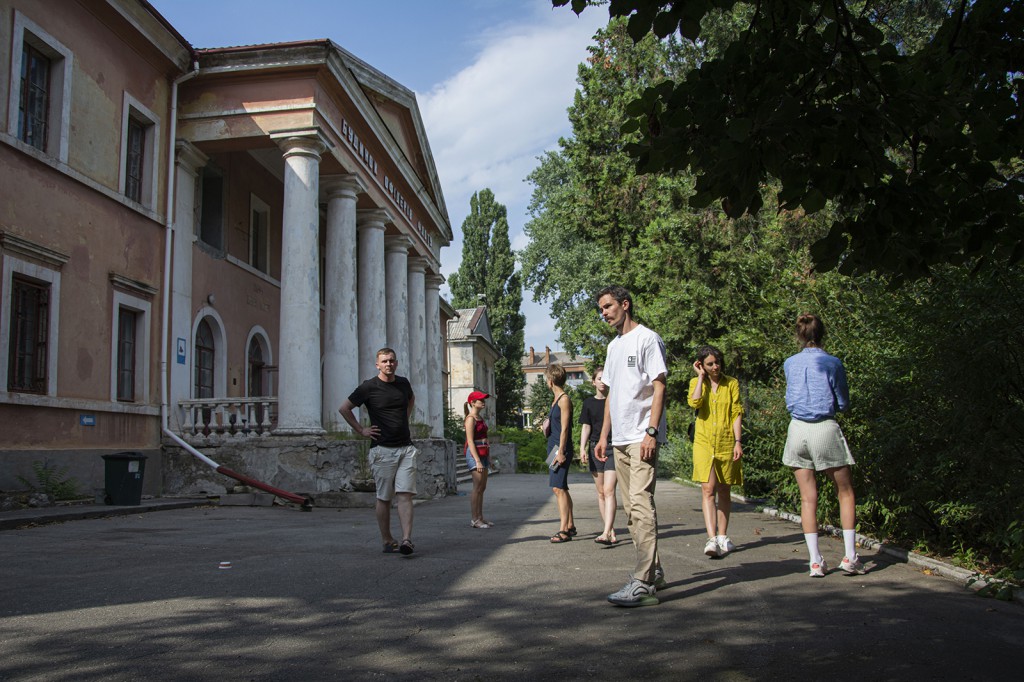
[555, 0, 1024, 280]
[449, 189, 526, 426]
[524, 11, 1024, 572]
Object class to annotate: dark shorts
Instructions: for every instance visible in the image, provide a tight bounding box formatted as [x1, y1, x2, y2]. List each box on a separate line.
[549, 461, 570, 490]
[586, 441, 615, 474]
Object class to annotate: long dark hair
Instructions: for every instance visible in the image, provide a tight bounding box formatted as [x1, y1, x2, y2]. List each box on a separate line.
[696, 345, 725, 373]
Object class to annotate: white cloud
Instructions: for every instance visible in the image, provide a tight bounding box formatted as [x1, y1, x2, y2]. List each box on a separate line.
[419, 7, 605, 352]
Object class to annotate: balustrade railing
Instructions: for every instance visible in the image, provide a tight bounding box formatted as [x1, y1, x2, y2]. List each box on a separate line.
[176, 397, 277, 440]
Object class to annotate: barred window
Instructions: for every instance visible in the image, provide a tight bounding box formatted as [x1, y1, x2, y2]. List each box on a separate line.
[8, 276, 49, 393]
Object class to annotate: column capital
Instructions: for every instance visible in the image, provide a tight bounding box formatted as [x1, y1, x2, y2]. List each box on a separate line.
[385, 235, 414, 254]
[407, 256, 428, 274]
[271, 128, 331, 159]
[425, 272, 445, 289]
[174, 140, 208, 174]
[322, 174, 366, 200]
[357, 208, 393, 231]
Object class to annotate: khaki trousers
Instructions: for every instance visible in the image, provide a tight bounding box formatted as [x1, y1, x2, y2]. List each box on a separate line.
[614, 442, 660, 583]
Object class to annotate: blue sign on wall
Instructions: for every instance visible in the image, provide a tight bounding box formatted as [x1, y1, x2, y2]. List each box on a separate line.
[80, 414, 96, 426]
[176, 337, 186, 365]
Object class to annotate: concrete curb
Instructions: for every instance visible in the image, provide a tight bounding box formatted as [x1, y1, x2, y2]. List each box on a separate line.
[674, 478, 1022, 605]
[0, 499, 210, 531]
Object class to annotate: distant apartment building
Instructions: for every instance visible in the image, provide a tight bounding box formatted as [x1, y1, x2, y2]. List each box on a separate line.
[0, 0, 453, 494]
[519, 346, 589, 428]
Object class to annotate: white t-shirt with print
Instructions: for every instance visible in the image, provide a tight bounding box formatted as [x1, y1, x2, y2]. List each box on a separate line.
[603, 323, 668, 446]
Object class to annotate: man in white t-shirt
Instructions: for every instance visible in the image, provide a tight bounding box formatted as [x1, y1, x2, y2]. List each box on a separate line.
[595, 285, 668, 607]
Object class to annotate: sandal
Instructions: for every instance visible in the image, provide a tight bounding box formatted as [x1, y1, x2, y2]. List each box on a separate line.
[382, 541, 400, 553]
[470, 519, 490, 529]
[399, 539, 415, 555]
[550, 530, 572, 543]
[594, 535, 613, 545]
[567, 526, 578, 537]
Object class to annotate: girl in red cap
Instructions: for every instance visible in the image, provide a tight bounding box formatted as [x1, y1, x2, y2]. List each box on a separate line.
[465, 390, 493, 528]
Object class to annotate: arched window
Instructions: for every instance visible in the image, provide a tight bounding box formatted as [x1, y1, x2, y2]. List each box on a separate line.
[194, 319, 214, 399]
[247, 336, 265, 397]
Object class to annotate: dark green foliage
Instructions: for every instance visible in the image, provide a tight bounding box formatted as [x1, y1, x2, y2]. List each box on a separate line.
[495, 427, 550, 473]
[556, 0, 1024, 280]
[17, 460, 80, 501]
[450, 189, 526, 426]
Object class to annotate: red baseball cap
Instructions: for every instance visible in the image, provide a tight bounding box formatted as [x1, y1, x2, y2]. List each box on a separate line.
[467, 391, 490, 403]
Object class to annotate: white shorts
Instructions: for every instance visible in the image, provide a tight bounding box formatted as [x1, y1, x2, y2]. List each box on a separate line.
[782, 419, 855, 471]
[369, 444, 418, 501]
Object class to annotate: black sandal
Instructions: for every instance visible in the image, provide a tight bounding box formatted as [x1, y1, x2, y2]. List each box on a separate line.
[567, 526, 578, 537]
[399, 539, 415, 555]
[550, 531, 572, 543]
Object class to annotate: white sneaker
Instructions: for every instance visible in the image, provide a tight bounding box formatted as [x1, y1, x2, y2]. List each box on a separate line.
[653, 567, 667, 590]
[717, 536, 736, 556]
[839, 556, 866, 575]
[704, 537, 721, 557]
[809, 558, 828, 578]
[607, 577, 659, 607]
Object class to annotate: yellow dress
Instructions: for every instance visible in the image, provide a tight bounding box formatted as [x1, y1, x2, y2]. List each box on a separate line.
[688, 374, 743, 485]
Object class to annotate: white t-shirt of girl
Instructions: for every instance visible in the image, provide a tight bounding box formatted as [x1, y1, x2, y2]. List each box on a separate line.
[603, 324, 668, 446]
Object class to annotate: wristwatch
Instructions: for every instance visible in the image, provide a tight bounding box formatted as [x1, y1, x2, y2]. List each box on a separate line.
[645, 426, 659, 437]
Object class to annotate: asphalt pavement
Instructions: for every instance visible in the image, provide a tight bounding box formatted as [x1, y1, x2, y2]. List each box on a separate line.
[1, 473, 1020, 681]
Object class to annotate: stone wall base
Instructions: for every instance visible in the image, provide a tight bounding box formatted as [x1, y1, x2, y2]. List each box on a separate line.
[162, 436, 458, 501]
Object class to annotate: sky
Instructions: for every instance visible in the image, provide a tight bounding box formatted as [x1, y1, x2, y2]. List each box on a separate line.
[148, 0, 609, 356]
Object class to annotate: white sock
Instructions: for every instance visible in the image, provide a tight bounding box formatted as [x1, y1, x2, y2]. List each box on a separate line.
[804, 533, 821, 563]
[843, 529, 857, 560]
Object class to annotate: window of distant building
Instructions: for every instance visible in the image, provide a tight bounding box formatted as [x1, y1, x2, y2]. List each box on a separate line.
[119, 94, 160, 209]
[249, 194, 270, 274]
[7, 11, 73, 161]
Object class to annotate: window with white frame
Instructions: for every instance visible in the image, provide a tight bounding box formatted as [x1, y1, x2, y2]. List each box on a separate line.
[110, 290, 151, 403]
[119, 94, 160, 209]
[7, 11, 73, 161]
[249, 194, 270, 273]
[1, 253, 61, 397]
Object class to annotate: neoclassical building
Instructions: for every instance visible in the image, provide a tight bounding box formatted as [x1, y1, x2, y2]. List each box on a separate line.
[0, 0, 452, 494]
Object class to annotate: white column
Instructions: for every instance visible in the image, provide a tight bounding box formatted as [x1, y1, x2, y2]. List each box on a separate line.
[322, 174, 365, 430]
[357, 209, 391, 380]
[424, 272, 444, 436]
[169, 141, 208, 430]
[407, 256, 427, 427]
[272, 133, 328, 435]
[384, 235, 411, 370]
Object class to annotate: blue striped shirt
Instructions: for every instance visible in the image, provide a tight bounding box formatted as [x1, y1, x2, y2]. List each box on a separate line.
[784, 348, 849, 421]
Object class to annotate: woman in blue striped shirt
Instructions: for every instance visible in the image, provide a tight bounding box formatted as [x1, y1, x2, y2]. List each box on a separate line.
[783, 313, 865, 578]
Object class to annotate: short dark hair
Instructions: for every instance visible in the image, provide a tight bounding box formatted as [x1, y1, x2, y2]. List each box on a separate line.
[695, 345, 725, 373]
[596, 285, 634, 317]
[795, 314, 825, 347]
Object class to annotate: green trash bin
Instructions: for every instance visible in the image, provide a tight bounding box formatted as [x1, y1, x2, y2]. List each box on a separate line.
[102, 452, 147, 505]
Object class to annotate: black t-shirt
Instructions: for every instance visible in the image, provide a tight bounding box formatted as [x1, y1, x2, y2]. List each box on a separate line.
[579, 396, 612, 444]
[347, 376, 414, 447]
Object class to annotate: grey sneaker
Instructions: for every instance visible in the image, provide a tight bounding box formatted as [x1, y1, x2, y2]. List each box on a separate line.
[654, 567, 667, 590]
[704, 537, 721, 558]
[607, 577, 659, 607]
[717, 536, 736, 556]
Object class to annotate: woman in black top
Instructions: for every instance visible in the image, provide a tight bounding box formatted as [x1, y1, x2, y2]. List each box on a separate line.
[579, 367, 617, 544]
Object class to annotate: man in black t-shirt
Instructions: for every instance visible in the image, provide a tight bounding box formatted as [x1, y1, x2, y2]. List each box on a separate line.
[339, 348, 418, 555]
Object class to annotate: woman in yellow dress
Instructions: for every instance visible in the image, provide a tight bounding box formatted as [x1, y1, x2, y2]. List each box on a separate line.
[688, 345, 744, 558]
